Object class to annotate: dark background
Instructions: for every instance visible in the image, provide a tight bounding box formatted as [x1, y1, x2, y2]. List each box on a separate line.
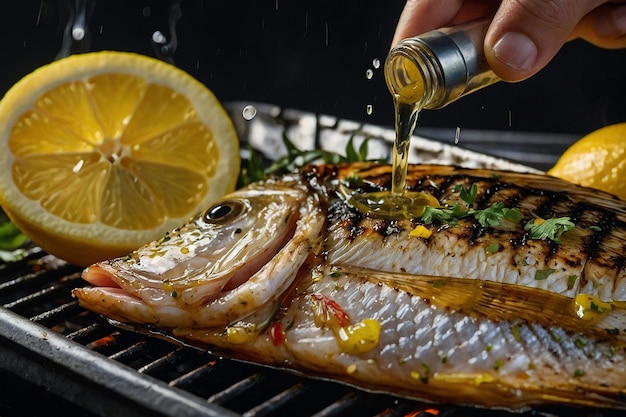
[0, 1, 625, 413]
[2, 0, 626, 139]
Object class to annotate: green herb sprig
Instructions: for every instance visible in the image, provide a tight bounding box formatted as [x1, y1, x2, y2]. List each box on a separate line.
[238, 131, 385, 187]
[0, 209, 27, 251]
[524, 217, 575, 243]
[422, 182, 521, 228]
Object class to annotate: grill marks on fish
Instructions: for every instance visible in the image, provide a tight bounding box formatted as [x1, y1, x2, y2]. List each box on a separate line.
[307, 164, 626, 303]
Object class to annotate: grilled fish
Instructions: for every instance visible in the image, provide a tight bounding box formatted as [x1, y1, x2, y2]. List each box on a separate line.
[73, 163, 626, 410]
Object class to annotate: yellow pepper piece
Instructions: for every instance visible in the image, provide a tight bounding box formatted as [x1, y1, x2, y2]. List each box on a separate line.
[574, 294, 612, 321]
[336, 318, 381, 354]
[409, 225, 432, 239]
[225, 326, 256, 344]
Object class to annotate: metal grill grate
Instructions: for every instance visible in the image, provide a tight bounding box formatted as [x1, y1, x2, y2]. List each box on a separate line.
[0, 249, 471, 417]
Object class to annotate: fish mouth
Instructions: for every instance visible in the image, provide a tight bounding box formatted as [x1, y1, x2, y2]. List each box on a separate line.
[81, 210, 300, 296]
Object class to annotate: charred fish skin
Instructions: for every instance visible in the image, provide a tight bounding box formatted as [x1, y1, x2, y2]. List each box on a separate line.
[73, 163, 626, 411]
[307, 163, 626, 304]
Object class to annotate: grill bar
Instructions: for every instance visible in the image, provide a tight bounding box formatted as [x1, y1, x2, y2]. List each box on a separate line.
[0, 307, 235, 417]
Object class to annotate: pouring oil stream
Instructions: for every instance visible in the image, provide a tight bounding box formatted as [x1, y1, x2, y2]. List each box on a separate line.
[350, 18, 499, 219]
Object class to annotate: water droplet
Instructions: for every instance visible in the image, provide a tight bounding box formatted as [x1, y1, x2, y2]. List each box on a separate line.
[372, 58, 380, 69]
[454, 127, 461, 144]
[152, 31, 166, 44]
[72, 27, 85, 41]
[242, 105, 257, 120]
[142, 6, 152, 17]
[151, 2, 182, 64]
[365, 69, 374, 80]
[56, 0, 93, 59]
[366, 104, 373, 115]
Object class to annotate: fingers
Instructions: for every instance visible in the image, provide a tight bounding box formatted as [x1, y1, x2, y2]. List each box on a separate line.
[391, 0, 499, 46]
[575, 2, 626, 49]
[391, 0, 462, 47]
[392, 0, 626, 83]
[484, 0, 606, 82]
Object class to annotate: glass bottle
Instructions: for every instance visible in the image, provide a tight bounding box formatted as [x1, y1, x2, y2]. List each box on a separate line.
[384, 18, 499, 109]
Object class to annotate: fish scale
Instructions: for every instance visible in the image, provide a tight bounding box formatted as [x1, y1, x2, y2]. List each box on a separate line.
[74, 163, 626, 410]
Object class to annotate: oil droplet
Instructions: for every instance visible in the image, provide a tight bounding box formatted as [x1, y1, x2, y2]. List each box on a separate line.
[349, 190, 439, 220]
[242, 105, 257, 120]
[366, 104, 373, 115]
[372, 58, 381, 69]
[454, 127, 461, 144]
[365, 68, 374, 79]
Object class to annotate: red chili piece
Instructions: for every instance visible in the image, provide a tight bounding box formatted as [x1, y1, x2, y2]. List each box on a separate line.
[311, 293, 350, 327]
[269, 322, 285, 346]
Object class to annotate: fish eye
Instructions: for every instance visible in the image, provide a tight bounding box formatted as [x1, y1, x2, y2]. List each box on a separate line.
[203, 200, 246, 224]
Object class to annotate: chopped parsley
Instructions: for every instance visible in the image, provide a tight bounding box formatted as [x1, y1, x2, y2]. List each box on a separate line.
[575, 336, 588, 348]
[567, 275, 578, 290]
[534, 269, 555, 280]
[590, 301, 608, 314]
[511, 324, 521, 342]
[421, 201, 521, 229]
[607, 345, 616, 357]
[524, 216, 575, 243]
[421, 182, 522, 229]
[421, 204, 467, 225]
[485, 243, 499, 254]
[469, 202, 521, 228]
[454, 183, 478, 205]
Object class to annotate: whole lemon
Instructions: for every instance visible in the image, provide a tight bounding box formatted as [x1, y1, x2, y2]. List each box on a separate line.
[548, 123, 626, 200]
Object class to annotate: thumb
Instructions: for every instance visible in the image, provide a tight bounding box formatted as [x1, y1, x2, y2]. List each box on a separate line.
[484, 0, 605, 82]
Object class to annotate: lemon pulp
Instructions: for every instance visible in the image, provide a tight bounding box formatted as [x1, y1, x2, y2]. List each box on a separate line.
[0, 51, 239, 266]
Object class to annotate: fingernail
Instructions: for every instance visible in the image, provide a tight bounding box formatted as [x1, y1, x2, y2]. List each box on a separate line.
[492, 32, 538, 72]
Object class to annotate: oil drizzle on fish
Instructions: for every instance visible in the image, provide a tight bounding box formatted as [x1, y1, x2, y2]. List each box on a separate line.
[349, 96, 439, 219]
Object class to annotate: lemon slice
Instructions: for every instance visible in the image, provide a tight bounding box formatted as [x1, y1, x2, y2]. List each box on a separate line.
[548, 123, 626, 200]
[0, 51, 240, 266]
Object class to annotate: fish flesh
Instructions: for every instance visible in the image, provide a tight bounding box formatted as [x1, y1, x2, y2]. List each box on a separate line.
[73, 163, 626, 411]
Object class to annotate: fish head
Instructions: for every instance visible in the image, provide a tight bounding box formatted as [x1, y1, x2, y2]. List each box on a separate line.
[80, 179, 311, 311]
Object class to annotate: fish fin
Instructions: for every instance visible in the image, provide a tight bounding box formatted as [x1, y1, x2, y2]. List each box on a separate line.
[335, 266, 626, 341]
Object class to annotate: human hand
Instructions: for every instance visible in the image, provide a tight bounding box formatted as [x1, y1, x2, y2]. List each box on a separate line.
[391, 0, 626, 82]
